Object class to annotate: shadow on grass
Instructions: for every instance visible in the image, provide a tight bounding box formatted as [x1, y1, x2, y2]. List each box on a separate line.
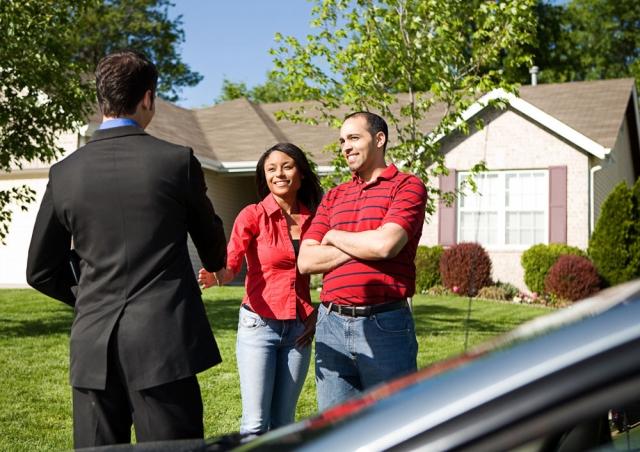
[0, 315, 73, 339]
[203, 297, 241, 333]
[412, 302, 528, 336]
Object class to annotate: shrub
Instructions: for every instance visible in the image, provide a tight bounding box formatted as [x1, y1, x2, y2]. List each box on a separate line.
[440, 242, 492, 296]
[494, 281, 520, 300]
[476, 285, 508, 301]
[415, 245, 444, 293]
[310, 274, 323, 290]
[425, 284, 452, 296]
[589, 181, 640, 286]
[544, 255, 601, 302]
[521, 243, 585, 294]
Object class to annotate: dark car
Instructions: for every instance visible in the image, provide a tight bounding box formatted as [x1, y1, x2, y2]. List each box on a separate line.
[87, 280, 640, 451]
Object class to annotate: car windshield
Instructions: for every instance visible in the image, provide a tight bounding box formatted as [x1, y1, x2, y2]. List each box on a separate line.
[297, 281, 640, 432]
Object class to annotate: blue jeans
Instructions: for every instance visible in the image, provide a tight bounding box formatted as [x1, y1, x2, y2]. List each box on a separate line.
[315, 302, 418, 411]
[236, 306, 311, 435]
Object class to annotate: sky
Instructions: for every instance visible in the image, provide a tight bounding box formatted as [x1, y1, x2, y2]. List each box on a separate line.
[170, 1, 316, 108]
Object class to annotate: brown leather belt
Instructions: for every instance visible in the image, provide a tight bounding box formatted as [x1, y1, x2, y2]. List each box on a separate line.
[322, 299, 408, 317]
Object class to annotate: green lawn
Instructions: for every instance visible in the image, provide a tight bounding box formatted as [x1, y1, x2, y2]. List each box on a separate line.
[0, 288, 550, 451]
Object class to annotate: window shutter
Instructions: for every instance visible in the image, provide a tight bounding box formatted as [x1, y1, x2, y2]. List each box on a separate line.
[549, 166, 567, 244]
[438, 170, 457, 246]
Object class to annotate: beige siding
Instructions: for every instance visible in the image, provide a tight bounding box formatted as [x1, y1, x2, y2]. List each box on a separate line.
[186, 171, 257, 277]
[0, 176, 49, 287]
[422, 108, 591, 291]
[0, 131, 79, 287]
[592, 116, 636, 231]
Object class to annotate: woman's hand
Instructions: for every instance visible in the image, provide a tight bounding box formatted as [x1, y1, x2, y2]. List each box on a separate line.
[295, 308, 318, 349]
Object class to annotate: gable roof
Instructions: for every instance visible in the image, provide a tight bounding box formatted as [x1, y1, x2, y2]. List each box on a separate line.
[519, 78, 635, 150]
[111, 78, 640, 171]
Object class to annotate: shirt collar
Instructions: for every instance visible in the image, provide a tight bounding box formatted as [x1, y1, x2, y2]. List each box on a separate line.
[99, 118, 141, 130]
[352, 164, 399, 185]
[261, 193, 312, 220]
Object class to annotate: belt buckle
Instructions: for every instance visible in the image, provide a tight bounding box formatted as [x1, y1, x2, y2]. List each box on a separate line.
[337, 304, 356, 317]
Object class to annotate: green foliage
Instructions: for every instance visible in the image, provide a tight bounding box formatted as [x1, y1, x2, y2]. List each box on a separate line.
[588, 181, 640, 286]
[1, 0, 198, 242]
[216, 71, 312, 104]
[494, 281, 520, 299]
[544, 254, 601, 302]
[271, 0, 537, 210]
[73, 0, 202, 102]
[521, 243, 586, 294]
[0, 0, 94, 243]
[527, 0, 640, 86]
[414, 245, 444, 293]
[310, 274, 323, 290]
[0, 287, 549, 450]
[440, 242, 493, 296]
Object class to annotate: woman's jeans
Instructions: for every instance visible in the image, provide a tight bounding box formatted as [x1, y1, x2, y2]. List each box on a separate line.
[236, 306, 311, 435]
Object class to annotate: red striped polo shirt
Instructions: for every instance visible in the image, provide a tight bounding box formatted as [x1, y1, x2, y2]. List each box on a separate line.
[304, 164, 428, 305]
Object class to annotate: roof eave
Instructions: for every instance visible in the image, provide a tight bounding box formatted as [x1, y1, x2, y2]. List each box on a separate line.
[434, 88, 611, 160]
[199, 159, 334, 176]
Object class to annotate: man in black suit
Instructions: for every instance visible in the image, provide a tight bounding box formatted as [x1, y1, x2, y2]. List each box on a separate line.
[26, 49, 227, 447]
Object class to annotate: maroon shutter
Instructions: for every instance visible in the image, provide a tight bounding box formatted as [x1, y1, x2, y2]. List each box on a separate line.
[549, 166, 567, 244]
[438, 170, 457, 246]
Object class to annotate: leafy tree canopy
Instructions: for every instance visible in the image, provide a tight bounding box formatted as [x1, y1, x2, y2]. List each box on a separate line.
[74, 0, 202, 102]
[0, 0, 198, 242]
[269, 0, 537, 210]
[526, 0, 640, 85]
[0, 0, 94, 242]
[216, 70, 318, 104]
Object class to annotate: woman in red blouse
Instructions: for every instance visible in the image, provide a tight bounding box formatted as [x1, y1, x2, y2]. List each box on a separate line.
[199, 143, 322, 436]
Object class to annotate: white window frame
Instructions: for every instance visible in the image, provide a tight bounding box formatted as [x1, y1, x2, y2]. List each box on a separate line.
[457, 169, 549, 251]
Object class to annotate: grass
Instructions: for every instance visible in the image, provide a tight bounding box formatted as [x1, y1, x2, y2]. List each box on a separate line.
[0, 288, 550, 451]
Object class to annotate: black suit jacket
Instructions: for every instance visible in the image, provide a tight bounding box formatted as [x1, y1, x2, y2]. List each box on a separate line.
[26, 125, 226, 391]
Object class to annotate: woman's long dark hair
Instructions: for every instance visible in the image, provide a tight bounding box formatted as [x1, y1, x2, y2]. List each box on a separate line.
[256, 143, 323, 213]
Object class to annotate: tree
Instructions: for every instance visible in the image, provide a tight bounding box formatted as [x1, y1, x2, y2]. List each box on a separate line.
[270, 0, 537, 210]
[0, 0, 94, 243]
[216, 71, 314, 104]
[73, 0, 202, 102]
[1, 0, 199, 243]
[526, 0, 640, 85]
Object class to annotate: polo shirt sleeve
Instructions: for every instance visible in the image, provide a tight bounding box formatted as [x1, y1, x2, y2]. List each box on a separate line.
[382, 175, 428, 237]
[226, 205, 258, 275]
[302, 192, 332, 243]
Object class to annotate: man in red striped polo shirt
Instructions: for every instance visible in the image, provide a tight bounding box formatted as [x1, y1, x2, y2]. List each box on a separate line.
[298, 111, 428, 411]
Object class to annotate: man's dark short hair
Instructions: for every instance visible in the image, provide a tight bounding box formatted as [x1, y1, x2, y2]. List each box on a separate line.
[344, 111, 389, 153]
[95, 49, 158, 117]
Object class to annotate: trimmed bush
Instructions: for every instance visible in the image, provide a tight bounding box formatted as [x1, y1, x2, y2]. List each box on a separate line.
[589, 181, 640, 286]
[521, 243, 585, 294]
[544, 255, 601, 302]
[415, 245, 444, 293]
[440, 242, 492, 296]
[477, 285, 508, 301]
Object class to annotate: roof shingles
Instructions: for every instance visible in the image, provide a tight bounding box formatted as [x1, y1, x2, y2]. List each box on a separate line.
[139, 78, 635, 168]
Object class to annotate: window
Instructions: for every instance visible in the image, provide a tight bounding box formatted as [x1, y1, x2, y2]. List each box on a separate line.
[458, 170, 548, 249]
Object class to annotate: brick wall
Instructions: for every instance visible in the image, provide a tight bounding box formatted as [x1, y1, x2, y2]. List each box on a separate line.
[422, 107, 592, 291]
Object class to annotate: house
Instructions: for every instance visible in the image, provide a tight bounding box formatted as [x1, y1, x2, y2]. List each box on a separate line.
[429, 78, 640, 290]
[1, 78, 638, 290]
